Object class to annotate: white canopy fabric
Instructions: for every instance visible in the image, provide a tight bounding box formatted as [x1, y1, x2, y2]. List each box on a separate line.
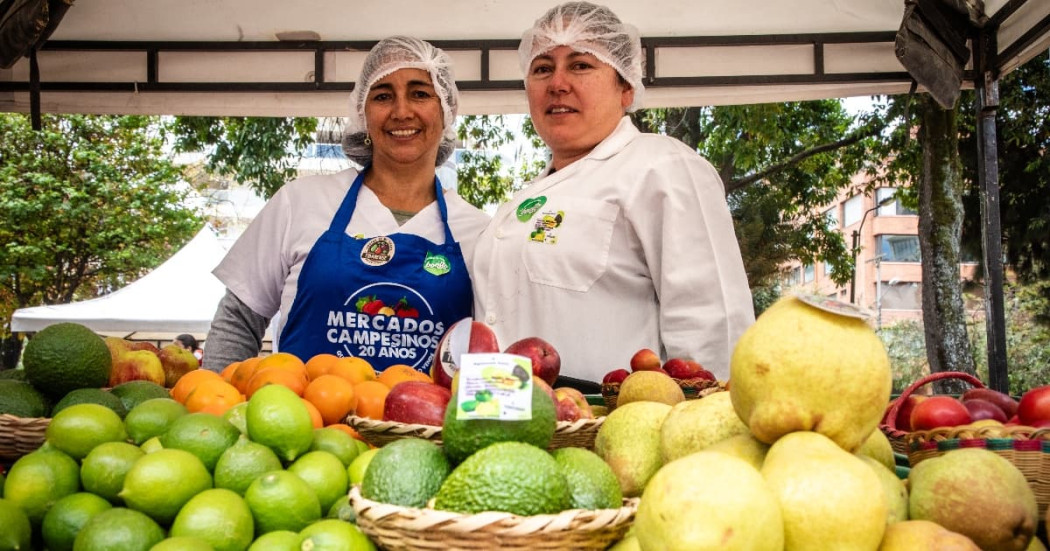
[1, 0, 1047, 116]
[11, 227, 228, 335]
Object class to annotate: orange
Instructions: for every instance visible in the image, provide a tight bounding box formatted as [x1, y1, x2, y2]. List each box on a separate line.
[184, 379, 245, 415]
[304, 354, 342, 381]
[245, 367, 308, 398]
[327, 357, 376, 385]
[303, 375, 357, 426]
[301, 399, 324, 429]
[220, 361, 240, 383]
[230, 356, 263, 393]
[376, 364, 432, 390]
[326, 424, 365, 442]
[351, 381, 389, 420]
[170, 369, 223, 404]
[255, 352, 307, 378]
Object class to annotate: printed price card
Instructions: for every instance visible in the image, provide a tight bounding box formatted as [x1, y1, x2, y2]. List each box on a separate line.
[455, 353, 533, 420]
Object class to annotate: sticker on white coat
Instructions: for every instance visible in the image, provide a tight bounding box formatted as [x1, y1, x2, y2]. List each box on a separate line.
[529, 209, 564, 244]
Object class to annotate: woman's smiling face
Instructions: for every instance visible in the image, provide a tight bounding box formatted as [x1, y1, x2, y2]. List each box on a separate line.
[365, 68, 444, 167]
[526, 46, 633, 170]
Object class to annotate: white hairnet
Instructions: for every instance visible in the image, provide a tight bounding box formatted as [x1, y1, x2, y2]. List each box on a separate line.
[519, 2, 645, 112]
[343, 36, 459, 166]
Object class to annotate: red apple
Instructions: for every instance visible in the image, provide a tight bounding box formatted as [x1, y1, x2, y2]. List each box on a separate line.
[630, 348, 662, 372]
[1018, 385, 1050, 426]
[961, 388, 1019, 419]
[662, 358, 715, 381]
[554, 387, 594, 422]
[910, 396, 972, 431]
[962, 398, 1008, 423]
[504, 337, 560, 387]
[602, 368, 630, 385]
[429, 319, 500, 388]
[382, 381, 451, 426]
[888, 395, 927, 431]
[533, 376, 558, 405]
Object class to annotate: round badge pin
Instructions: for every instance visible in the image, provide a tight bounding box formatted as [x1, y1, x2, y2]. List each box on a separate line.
[516, 196, 547, 222]
[795, 293, 873, 320]
[360, 236, 396, 266]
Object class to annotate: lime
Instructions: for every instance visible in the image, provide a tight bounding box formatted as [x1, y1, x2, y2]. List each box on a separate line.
[244, 471, 321, 535]
[140, 437, 164, 454]
[0, 497, 32, 551]
[119, 448, 213, 525]
[124, 398, 188, 445]
[347, 448, 379, 486]
[170, 488, 254, 551]
[214, 436, 283, 496]
[298, 519, 376, 551]
[326, 495, 355, 523]
[73, 507, 164, 551]
[52, 388, 128, 419]
[0, 470, 5, 496]
[46, 403, 129, 461]
[41, 492, 113, 551]
[223, 402, 248, 434]
[352, 439, 370, 456]
[4, 448, 81, 525]
[159, 413, 240, 472]
[246, 385, 314, 463]
[247, 531, 299, 551]
[109, 381, 171, 413]
[309, 428, 361, 467]
[287, 451, 348, 513]
[149, 536, 216, 551]
[80, 442, 145, 504]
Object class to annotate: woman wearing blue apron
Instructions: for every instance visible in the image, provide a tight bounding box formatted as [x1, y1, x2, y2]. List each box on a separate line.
[204, 37, 490, 373]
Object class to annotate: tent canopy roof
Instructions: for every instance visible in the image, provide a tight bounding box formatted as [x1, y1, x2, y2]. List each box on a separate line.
[1, 0, 1048, 117]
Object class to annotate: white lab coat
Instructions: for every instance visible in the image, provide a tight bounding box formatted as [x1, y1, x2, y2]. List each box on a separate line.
[472, 117, 754, 381]
[215, 168, 491, 341]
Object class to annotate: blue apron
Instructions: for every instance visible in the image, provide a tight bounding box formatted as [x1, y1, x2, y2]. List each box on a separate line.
[278, 169, 473, 373]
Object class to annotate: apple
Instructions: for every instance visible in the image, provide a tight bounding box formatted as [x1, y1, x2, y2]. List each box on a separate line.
[109, 349, 166, 386]
[1018, 385, 1050, 426]
[554, 387, 594, 422]
[888, 394, 927, 431]
[157, 344, 199, 388]
[910, 396, 972, 431]
[382, 381, 451, 426]
[602, 368, 630, 385]
[961, 388, 1019, 419]
[504, 337, 560, 387]
[662, 358, 716, 381]
[429, 319, 500, 388]
[630, 348, 662, 372]
[533, 376, 558, 405]
[961, 398, 1008, 423]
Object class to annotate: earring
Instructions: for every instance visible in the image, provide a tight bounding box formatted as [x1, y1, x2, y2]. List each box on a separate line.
[364, 135, 372, 146]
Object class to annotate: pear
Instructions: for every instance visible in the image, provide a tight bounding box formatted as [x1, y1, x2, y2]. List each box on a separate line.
[878, 520, 980, 550]
[659, 391, 749, 463]
[594, 401, 671, 497]
[857, 428, 896, 472]
[1028, 537, 1048, 551]
[909, 448, 1037, 551]
[858, 455, 908, 525]
[617, 371, 684, 407]
[762, 431, 887, 550]
[635, 451, 783, 551]
[607, 534, 641, 551]
[704, 433, 770, 471]
[730, 295, 891, 451]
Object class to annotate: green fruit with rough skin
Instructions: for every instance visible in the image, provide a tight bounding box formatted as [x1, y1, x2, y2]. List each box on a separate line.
[594, 401, 671, 497]
[52, 388, 127, 419]
[361, 438, 449, 508]
[442, 382, 556, 464]
[730, 296, 891, 452]
[909, 448, 1037, 551]
[551, 447, 622, 510]
[109, 381, 171, 413]
[23, 323, 111, 400]
[0, 379, 51, 417]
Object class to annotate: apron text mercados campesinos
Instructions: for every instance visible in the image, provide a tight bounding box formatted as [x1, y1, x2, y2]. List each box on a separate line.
[278, 169, 473, 373]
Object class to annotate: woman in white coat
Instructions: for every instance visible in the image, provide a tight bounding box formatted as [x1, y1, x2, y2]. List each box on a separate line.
[471, 2, 754, 389]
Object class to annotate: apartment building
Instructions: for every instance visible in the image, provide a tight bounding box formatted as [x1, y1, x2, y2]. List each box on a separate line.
[782, 182, 979, 327]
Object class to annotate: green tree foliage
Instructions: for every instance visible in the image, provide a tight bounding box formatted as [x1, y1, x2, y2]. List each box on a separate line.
[169, 116, 318, 199]
[455, 115, 546, 209]
[0, 113, 202, 359]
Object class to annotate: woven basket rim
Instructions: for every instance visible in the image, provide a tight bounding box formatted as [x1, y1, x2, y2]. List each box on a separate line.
[905, 423, 1050, 444]
[349, 485, 638, 536]
[0, 413, 51, 423]
[346, 414, 607, 434]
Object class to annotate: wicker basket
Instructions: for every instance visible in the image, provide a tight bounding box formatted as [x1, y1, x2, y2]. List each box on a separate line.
[880, 371, 986, 455]
[601, 378, 724, 411]
[0, 414, 49, 460]
[347, 415, 606, 451]
[349, 485, 638, 551]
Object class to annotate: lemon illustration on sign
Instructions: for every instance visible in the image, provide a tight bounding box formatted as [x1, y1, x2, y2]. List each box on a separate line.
[246, 384, 314, 463]
[481, 367, 520, 390]
[474, 400, 500, 416]
[40, 492, 112, 551]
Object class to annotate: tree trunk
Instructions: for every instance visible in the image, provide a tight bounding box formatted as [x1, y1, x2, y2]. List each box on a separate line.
[918, 95, 977, 394]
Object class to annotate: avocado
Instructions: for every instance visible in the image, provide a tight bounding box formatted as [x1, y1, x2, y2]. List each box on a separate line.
[0, 380, 52, 417]
[434, 441, 571, 515]
[442, 382, 556, 464]
[0, 369, 29, 382]
[51, 388, 128, 419]
[109, 380, 170, 412]
[22, 323, 111, 400]
[551, 447, 623, 510]
[361, 438, 450, 508]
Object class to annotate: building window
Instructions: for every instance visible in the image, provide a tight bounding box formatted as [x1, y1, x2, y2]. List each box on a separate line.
[843, 195, 863, 226]
[824, 260, 833, 275]
[879, 235, 921, 262]
[784, 266, 801, 286]
[881, 281, 921, 310]
[824, 208, 838, 230]
[876, 187, 918, 216]
[803, 264, 815, 283]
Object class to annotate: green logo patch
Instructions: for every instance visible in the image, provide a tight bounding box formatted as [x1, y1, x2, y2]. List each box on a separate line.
[423, 252, 451, 276]
[516, 196, 547, 222]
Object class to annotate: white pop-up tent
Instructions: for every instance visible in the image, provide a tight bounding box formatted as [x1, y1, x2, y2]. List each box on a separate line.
[11, 227, 229, 338]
